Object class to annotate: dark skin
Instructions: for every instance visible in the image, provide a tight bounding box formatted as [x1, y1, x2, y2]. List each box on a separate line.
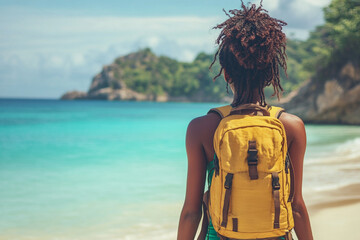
[177, 91, 313, 240]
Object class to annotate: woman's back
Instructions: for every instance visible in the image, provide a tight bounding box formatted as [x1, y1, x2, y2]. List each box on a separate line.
[177, 2, 313, 239]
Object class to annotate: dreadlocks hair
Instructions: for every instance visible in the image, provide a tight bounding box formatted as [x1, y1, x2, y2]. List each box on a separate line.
[210, 1, 287, 107]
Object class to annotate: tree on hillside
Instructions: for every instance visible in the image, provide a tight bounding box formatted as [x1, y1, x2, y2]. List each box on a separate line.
[324, 0, 360, 54]
[303, 0, 360, 77]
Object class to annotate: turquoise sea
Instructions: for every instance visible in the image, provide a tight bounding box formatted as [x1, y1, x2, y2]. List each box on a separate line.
[1, 99, 360, 240]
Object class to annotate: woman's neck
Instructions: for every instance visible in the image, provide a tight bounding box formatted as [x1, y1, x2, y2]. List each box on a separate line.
[231, 89, 262, 106]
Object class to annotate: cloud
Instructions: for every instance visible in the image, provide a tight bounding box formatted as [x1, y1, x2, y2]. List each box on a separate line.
[269, 0, 331, 29]
[0, 36, 213, 98]
[261, 0, 280, 11]
[302, 0, 331, 7]
[0, 12, 219, 54]
[0, 1, 332, 98]
[0, 10, 222, 98]
[131, 36, 215, 61]
[249, 0, 331, 38]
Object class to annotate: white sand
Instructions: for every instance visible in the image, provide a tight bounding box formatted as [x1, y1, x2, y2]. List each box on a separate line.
[309, 201, 360, 240]
[293, 183, 360, 240]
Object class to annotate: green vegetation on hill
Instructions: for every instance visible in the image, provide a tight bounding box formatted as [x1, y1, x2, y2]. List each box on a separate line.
[300, 0, 360, 80]
[106, 0, 358, 102]
[113, 48, 228, 101]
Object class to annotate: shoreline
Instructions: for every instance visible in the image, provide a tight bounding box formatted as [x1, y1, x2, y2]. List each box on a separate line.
[300, 183, 360, 240]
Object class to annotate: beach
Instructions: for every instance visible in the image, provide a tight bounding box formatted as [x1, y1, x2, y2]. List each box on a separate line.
[1, 99, 360, 240]
[284, 126, 360, 240]
[303, 183, 360, 240]
[309, 201, 360, 240]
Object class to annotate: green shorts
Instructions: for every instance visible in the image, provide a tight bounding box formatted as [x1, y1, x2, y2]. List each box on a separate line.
[206, 218, 286, 240]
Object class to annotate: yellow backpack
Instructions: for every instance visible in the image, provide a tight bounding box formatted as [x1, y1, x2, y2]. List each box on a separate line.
[207, 104, 294, 240]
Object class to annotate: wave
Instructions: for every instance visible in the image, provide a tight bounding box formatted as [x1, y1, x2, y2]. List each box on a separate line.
[335, 137, 360, 159]
[305, 137, 360, 166]
[302, 138, 360, 196]
[305, 181, 360, 193]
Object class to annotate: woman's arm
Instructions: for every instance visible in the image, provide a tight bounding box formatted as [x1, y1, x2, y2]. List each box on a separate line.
[177, 118, 207, 240]
[281, 113, 313, 240]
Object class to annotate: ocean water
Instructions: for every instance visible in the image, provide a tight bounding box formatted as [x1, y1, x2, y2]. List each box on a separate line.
[0, 99, 359, 240]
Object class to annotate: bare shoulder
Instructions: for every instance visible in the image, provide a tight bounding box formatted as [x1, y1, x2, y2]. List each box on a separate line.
[186, 112, 222, 145]
[279, 112, 304, 129]
[187, 112, 221, 135]
[279, 112, 306, 146]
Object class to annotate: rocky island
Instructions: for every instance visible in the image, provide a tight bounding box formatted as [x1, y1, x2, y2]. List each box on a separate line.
[61, 48, 228, 102]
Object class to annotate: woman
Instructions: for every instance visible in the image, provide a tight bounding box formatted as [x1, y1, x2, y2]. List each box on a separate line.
[177, 2, 313, 240]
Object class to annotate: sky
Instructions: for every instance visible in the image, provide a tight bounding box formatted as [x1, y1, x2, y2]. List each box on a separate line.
[0, 0, 332, 99]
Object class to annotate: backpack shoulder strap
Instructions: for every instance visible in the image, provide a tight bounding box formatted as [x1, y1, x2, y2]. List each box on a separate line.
[209, 105, 285, 119]
[208, 105, 232, 119]
[268, 105, 295, 203]
[268, 105, 286, 119]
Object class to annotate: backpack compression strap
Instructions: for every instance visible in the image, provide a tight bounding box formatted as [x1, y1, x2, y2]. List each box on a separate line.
[272, 172, 281, 229]
[287, 154, 295, 203]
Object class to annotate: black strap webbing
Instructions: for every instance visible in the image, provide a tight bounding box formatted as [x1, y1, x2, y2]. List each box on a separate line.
[288, 154, 295, 203]
[232, 218, 238, 232]
[221, 173, 233, 227]
[272, 172, 281, 229]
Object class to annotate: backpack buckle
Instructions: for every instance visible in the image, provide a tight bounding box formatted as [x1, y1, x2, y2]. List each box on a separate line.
[272, 175, 280, 190]
[247, 149, 258, 165]
[224, 173, 234, 189]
